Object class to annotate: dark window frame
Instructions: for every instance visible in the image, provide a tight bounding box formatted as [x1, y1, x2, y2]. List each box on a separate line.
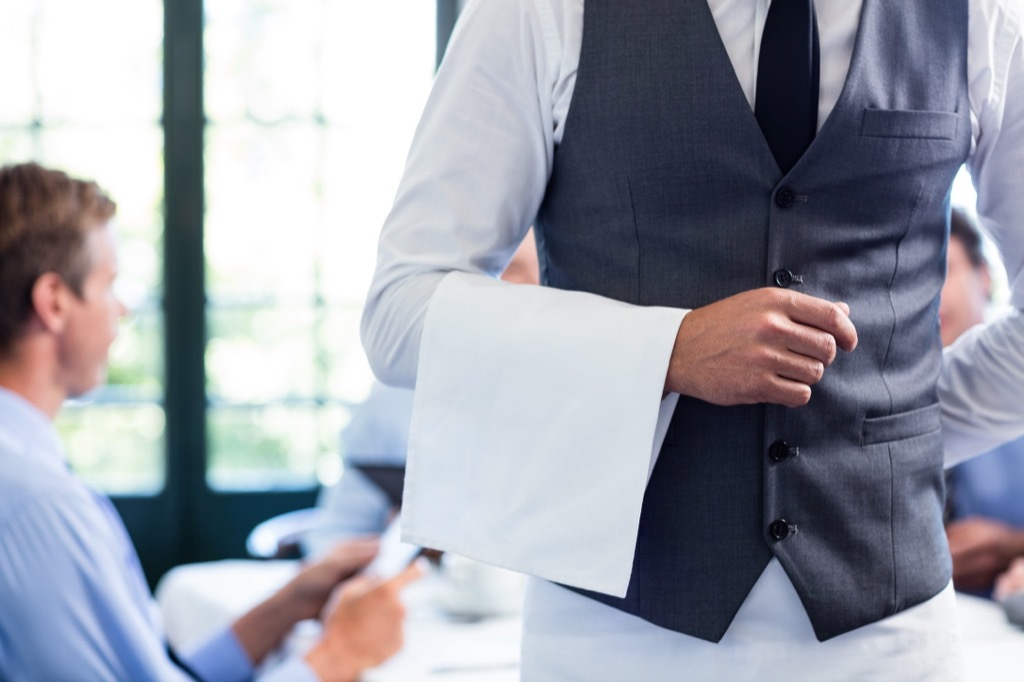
[116, 0, 459, 587]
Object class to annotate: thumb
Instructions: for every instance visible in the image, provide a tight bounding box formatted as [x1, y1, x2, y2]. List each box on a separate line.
[385, 557, 425, 591]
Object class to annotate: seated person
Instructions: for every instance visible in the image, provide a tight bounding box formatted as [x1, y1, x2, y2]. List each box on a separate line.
[304, 380, 414, 556]
[0, 162, 420, 682]
[942, 208, 1024, 595]
[304, 229, 540, 557]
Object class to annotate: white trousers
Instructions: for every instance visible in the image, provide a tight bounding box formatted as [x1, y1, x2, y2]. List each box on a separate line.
[521, 558, 964, 681]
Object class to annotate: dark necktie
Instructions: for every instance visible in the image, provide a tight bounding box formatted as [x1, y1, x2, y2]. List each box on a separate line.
[754, 0, 821, 175]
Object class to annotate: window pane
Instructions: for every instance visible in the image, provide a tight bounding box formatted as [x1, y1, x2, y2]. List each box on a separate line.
[205, 0, 321, 123]
[207, 405, 347, 491]
[207, 306, 321, 402]
[319, 127, 408, 305]
[207, 306, 371, 403]
[205, 123, 321, 301]
[0, 5, 35, 126]
[205, 304, 370, 487]
[36, 0, 162, 124]
[39, 126, 165, 293]
[7, 0, 165, 494]
[204, 0, 435, 489]
[323, 307, 376, 402]
[0, 134, 34, 163]
[57, 404, 166, 495]
[108, 309, 165, 402]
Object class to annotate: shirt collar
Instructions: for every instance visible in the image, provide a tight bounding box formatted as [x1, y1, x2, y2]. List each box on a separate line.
[0, 385, 67, 474]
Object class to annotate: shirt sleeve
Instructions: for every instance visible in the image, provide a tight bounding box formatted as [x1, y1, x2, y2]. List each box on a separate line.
[360, 0, 686, 596]
[361, 0, 559, 388]
[941, 0, 1024, 465]
[179, 627, 255, 682]
[360, 0, 688, 593]
[0, 490, 201, 681]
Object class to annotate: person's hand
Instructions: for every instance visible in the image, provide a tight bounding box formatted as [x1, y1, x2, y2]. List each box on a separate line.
[947, 517, 1024, 592]
[230, 537, 381, 665]
[994, 557, 1024, 602]
[304, 560, 423, 682]
[280, 538, 381, 623]
[665, 288, 858, 407]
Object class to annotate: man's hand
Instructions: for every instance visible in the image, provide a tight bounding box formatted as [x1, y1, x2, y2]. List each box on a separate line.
[994, 557, 1024, 602]
[305, 560, 423, 682]
[665, 288, 858, 407]
[282, 538, 381, 622]
[947, 517, 1024, 593]
[229, 538, 380, 666]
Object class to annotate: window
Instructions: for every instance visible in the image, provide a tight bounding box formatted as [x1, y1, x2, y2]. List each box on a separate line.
[1, 0, 166, 494]
[203, 0, 435, 490]
[4, 0, 453, 581]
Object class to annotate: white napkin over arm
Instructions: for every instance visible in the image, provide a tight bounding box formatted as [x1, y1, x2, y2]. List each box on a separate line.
[401, 272, 684, 597]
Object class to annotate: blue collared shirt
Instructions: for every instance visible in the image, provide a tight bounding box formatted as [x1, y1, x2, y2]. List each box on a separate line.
[0, 387, 313, 681]
[950, 435, 1024, 527]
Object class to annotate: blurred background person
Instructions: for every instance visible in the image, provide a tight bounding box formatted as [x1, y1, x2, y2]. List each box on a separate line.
[302, 379, 413, 556]
[943, 207, 1024, 596]
[305, 228, 540, 557]
[0, 162, 418, 682]
[294, 230, 540, 622]
[994, 557, 1024, 625]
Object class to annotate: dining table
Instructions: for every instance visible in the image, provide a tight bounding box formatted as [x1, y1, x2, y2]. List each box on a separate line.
[156, 559, 1023, 681]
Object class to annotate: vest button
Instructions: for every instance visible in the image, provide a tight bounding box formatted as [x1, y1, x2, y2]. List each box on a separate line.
[769, 440, 794, 462]
[775, 186, 796, 208]
[773, 269, 794, 288]
[769, 519, 792, 541]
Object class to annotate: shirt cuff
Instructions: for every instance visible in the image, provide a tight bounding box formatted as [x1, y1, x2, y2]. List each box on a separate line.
[180, 627, 253, 682]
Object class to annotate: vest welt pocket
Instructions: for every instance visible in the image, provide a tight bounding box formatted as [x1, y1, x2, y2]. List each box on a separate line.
[860, 109, 958, 140]
[861, 403, 942, 446]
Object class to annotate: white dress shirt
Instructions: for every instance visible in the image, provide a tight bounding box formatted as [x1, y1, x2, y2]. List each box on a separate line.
[362, 0, 1024, 677]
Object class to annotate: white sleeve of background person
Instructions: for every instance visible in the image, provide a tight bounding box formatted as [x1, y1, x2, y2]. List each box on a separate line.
[941, 0, 1024, 466]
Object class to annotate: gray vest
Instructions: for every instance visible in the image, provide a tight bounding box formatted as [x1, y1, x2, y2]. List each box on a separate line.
[535, 0, 971, 642]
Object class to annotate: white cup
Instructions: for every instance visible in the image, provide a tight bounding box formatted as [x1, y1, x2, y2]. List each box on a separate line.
[435, 553, 527, 619]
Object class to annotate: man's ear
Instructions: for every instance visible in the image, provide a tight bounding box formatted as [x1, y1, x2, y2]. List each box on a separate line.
[30, 273, 71, 334]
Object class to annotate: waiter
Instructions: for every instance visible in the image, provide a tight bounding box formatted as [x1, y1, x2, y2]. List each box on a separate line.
[362, 0, 1024, 678]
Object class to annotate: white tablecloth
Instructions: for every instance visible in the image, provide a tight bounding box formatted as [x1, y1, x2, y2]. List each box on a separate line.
[955, 591, 1024, 682]
[156, 561, 1024, 681]
[156, 559, 521, 681]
